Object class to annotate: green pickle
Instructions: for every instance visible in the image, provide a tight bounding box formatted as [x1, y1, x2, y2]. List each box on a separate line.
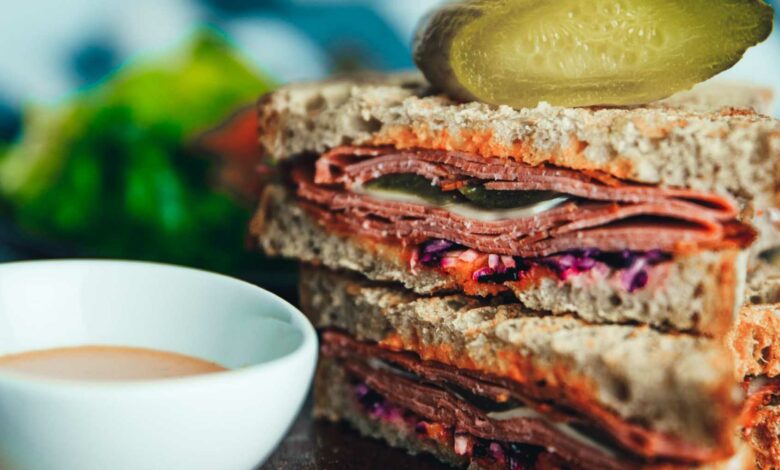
[365, 174, 564, 209]
[364, 174, 462, 205]
[414, 0, 774, 107]
[458, 184, 562, 209]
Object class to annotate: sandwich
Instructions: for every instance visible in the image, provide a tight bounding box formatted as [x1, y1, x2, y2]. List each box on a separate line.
[251, 74, 780, 336]
[247, 70, 780, 468]
[306, 254, 780, 469]
[731, 255, 780, 469]
[302, 266, 750, 469]
[244, 0, 780, 466]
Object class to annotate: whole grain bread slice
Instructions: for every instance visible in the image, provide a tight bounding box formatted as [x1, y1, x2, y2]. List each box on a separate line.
[254, 184, 746, 335]
[743, 393, 780, 469]
[658, 79, 774, 116]
[315, 356, 756, 470]
[732, 303, 780, 379]
[731, 257, 780, 379]
[300, 267, 740, 454]
[258, 73, 780, 208]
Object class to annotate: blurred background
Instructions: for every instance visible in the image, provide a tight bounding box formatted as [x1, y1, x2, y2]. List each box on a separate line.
[0, 0, 779, 294]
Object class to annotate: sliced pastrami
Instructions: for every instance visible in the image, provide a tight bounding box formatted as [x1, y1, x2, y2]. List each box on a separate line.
[314, 146, 738, 218]
[294, 165, 752, 259]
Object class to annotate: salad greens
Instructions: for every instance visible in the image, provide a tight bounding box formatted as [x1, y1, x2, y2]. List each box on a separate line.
[0, 29, 274, 271]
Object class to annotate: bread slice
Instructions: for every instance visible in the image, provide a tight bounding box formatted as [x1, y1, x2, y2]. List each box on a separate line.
[730, 257, 780, 379]
[732, 304, 780, 379]
[256, 184, 747, 335]
[315, 355, 755, 470]
[658, 79, 774, 116]
[744, 393, 780, 469]
[258, 73, 780, 209]
[300, 267, 741, 458]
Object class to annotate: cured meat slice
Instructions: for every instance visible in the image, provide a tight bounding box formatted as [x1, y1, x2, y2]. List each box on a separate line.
[314, 146, 738, 218]
[299, 146, 750, 256]
[296, 175, 744, 257]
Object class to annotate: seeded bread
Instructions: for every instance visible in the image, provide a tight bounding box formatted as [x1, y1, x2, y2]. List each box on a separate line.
[732, 303, 780, 379]
[254, 184, 746, 335]
[658, 79, 774, 116]
[315, 356, 756, 470]
[258, 73, 780, 209]
[731, 257, 780, 379]
[314, 357, 467, 469]
[300, 267, 740, 451]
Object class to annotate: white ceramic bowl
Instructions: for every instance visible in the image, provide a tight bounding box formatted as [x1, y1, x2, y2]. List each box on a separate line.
[0, 260, 317, 470]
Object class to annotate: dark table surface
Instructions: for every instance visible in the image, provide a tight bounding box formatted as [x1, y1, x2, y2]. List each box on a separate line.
[262, 395, 448, 470]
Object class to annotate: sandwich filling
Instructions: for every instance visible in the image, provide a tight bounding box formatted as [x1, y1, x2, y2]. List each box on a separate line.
[322, 330, 726, 468]
[291, 146, 752, 293]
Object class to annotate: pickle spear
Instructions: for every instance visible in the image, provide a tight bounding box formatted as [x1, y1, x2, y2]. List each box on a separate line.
[414, 0, 774, 107]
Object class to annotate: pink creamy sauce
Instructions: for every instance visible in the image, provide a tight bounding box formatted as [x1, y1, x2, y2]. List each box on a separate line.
[0, 345, 227, 381]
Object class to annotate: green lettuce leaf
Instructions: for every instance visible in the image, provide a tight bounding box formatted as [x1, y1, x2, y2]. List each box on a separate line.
[0, 28, 274, 271]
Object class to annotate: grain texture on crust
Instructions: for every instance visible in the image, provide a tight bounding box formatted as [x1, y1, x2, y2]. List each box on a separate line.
[315, 356, 754, 470]
[732, 304, 780, 379]
[257, 73, 780, 208]
[658, 79, 774, 116]
[731, 259, 780, 379]
[253, 184, 744, 335]
[301, 267, 740, 452]
[745, 400, 780, 469]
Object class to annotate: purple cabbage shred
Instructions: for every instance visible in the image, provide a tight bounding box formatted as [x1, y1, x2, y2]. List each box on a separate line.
[354, 380, 549, 467]
[416, 240, 671, 292]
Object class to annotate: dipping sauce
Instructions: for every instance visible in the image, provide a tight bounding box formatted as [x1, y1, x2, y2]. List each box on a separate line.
[0, 345, 227, 381]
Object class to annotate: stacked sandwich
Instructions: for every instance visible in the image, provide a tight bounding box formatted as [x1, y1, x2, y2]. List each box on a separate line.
[246, 0, 780, 467]
[249, 73, 780, 468]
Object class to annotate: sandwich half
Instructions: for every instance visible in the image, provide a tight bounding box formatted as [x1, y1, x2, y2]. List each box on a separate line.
[252, 74, 780, 335]
[302, 267, 745, 469]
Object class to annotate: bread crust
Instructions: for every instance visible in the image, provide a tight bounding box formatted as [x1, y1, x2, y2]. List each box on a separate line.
[744, 398, 780, 469]
[733, 305, 780, 379]
[731, 259, 780, 379]
[257, 73, 780, 209]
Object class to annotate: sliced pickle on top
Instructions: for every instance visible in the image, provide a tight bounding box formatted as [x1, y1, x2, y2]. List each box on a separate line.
[414, 0, 774, 107]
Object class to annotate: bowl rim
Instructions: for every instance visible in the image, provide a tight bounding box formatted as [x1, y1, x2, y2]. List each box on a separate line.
[0, 259, 318, 393]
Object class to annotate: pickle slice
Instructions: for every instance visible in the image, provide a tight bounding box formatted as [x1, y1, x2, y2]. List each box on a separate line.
[458, 184, 563, 209]
[364, 175, 566, 210]
[364, 174, 462, 205]
[414, 0, 774, 107]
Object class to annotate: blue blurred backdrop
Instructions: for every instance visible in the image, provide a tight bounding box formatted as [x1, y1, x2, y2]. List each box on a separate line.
[0, 0, 441, 144]
[3, 0, 778, 130]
